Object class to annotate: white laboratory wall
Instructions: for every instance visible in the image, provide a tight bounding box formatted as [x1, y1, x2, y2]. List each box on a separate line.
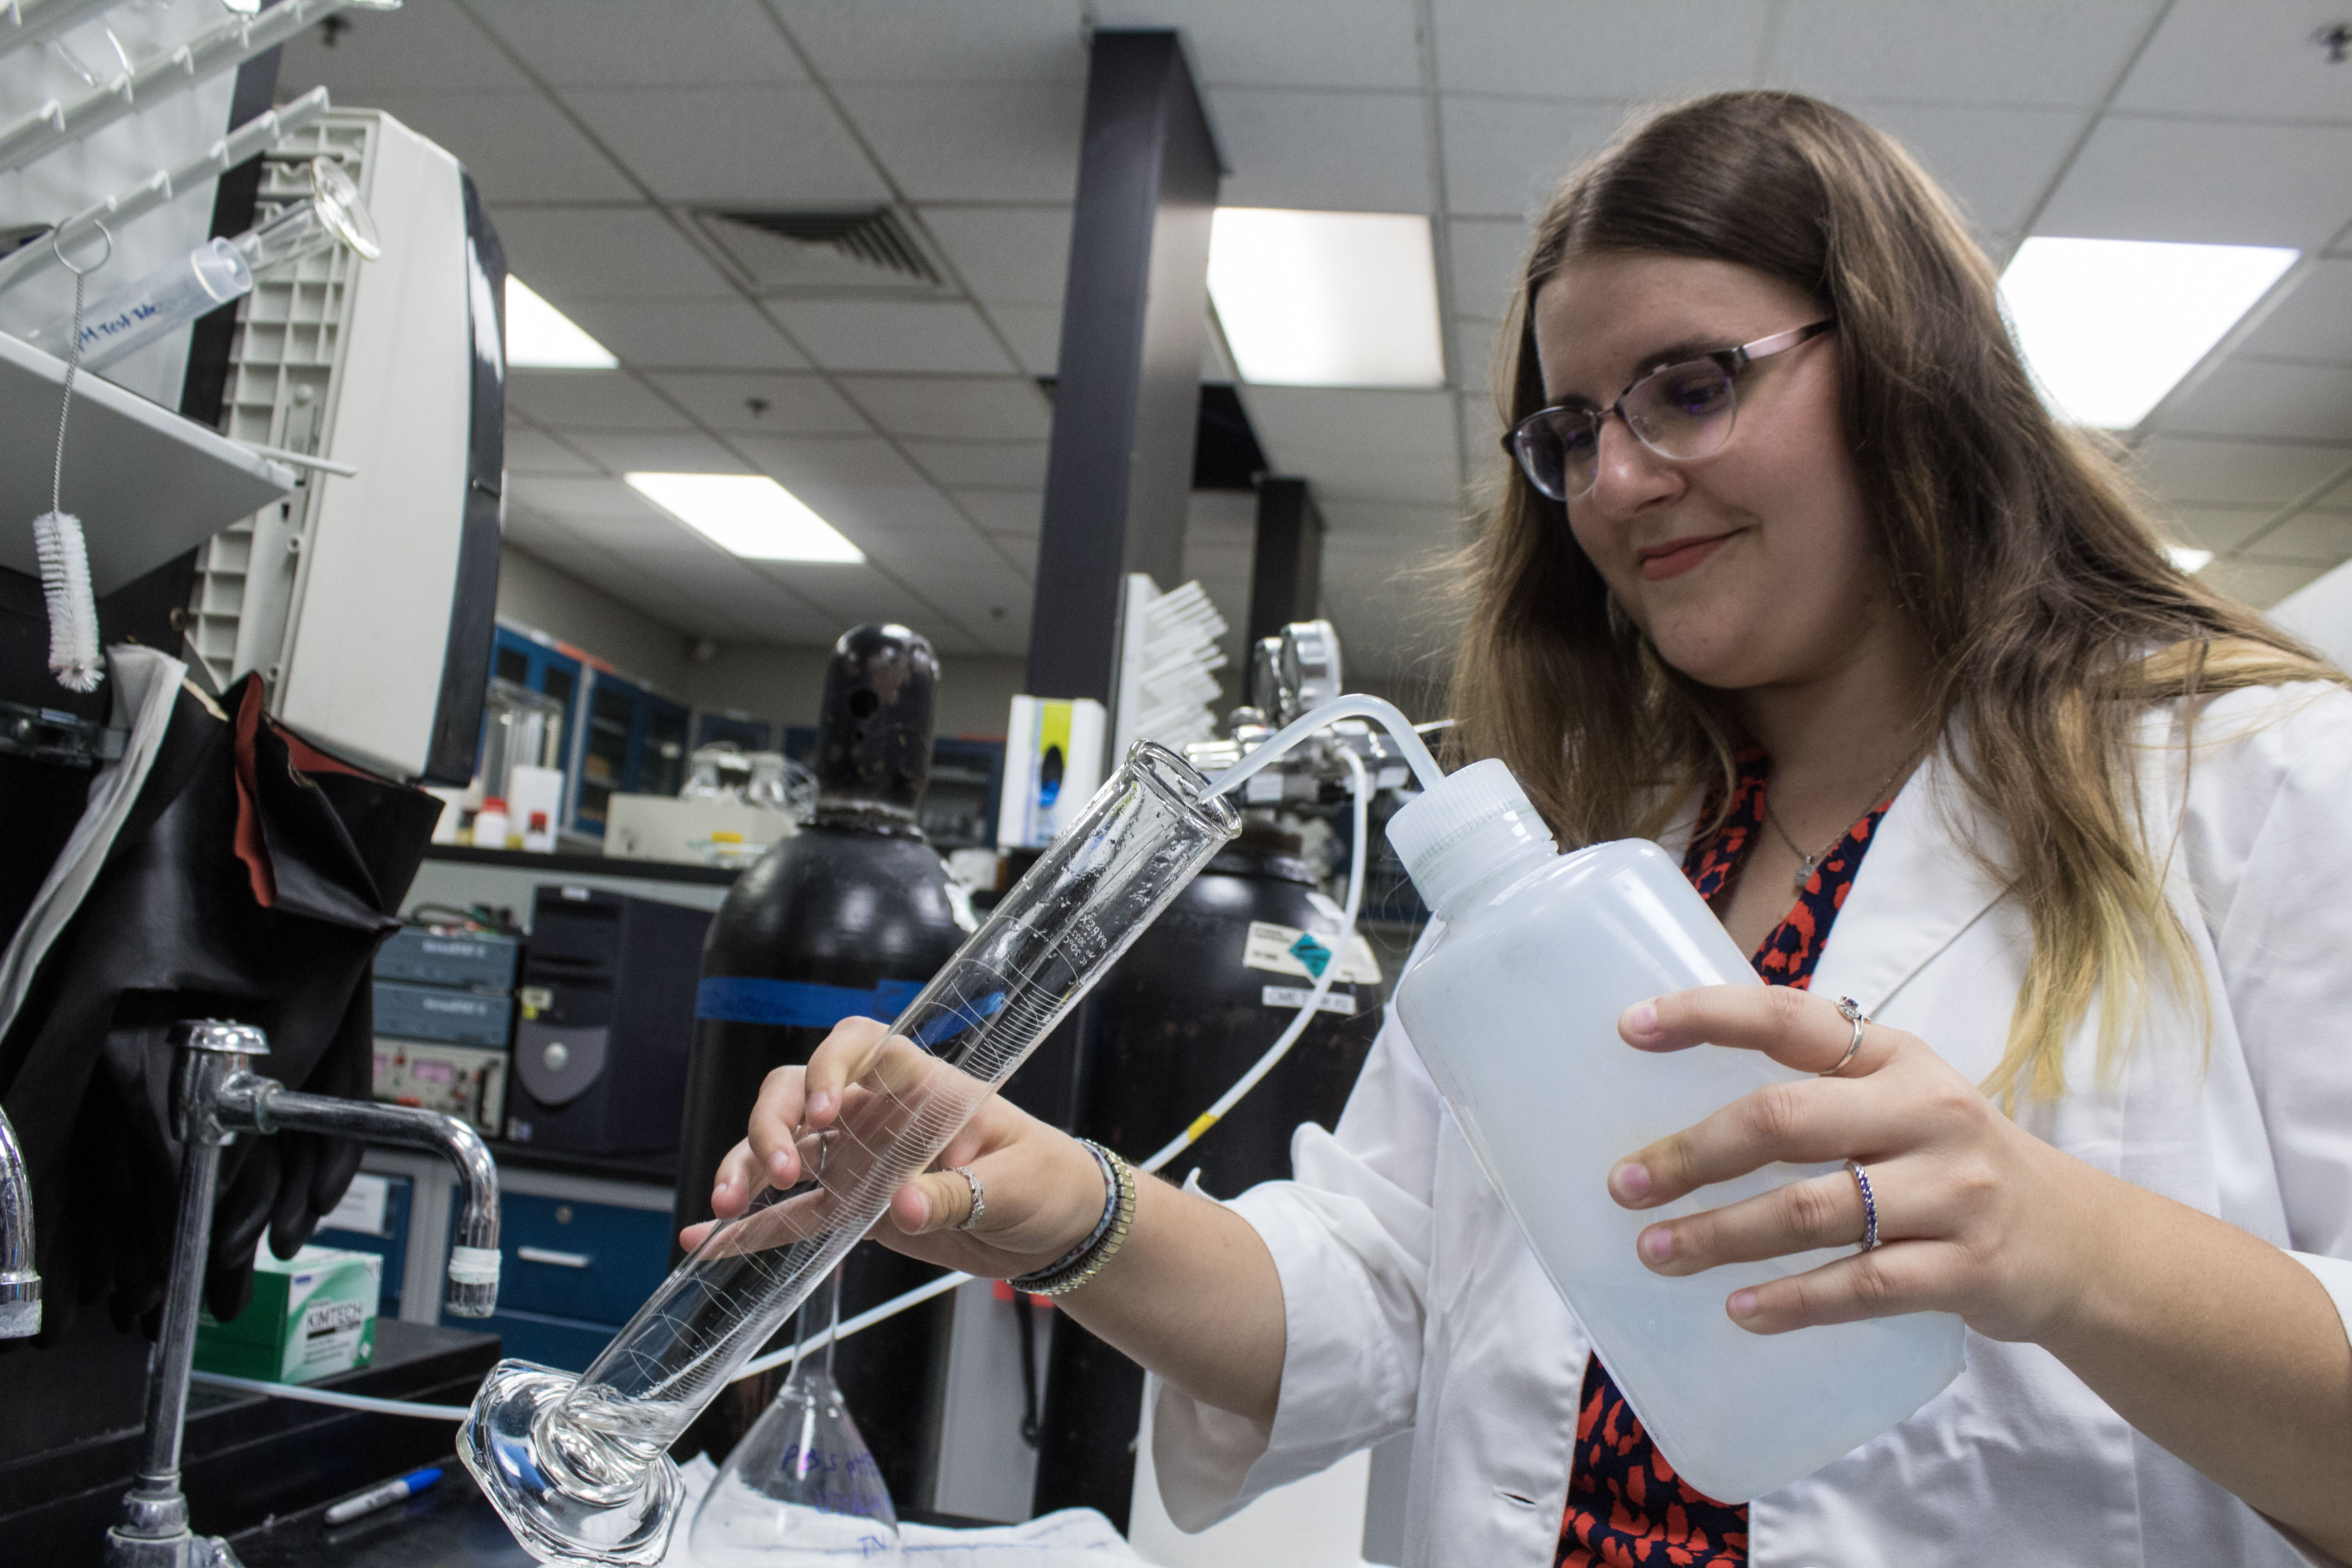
[690, 643, 1026, 740]
[495, 544, 693, 695]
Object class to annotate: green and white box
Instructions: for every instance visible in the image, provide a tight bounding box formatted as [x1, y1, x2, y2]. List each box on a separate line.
[193, 1242, 380, 1384]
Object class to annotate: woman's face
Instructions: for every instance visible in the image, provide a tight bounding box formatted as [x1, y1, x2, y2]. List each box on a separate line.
[1530, 253, 1886, 694]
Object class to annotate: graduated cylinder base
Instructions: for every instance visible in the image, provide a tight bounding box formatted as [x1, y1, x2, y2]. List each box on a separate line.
[459, 1359, 683, 1565]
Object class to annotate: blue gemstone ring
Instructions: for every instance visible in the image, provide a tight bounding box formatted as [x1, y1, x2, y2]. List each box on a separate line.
[1844, 1158, 1880, 1252]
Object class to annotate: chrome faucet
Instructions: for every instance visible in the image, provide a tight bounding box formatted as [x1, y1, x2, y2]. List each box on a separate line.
[0, 1101, 38, 1339]
[105, 1020, 502, 1568]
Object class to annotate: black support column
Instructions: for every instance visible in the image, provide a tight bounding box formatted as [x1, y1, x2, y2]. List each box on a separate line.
[1025, 29, 1222, 705]
[1245, 475, 1325, 646]
[1022, 31, 1223, 1532]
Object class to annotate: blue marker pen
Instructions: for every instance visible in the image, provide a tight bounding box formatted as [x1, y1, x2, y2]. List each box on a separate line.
[324, 1466, 442, 1525]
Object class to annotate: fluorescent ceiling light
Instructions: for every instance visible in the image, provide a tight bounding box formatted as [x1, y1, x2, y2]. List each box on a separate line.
[1999, 237, 2297, 429]
[1207, 208, 1445, 387]
[505, 276, 617, 368]
[2166, 544, 2215, 573]
[624, 473, 865, 563]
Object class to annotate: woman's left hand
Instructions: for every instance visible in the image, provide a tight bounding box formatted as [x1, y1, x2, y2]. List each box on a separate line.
[1608, 985, 2097, 1343]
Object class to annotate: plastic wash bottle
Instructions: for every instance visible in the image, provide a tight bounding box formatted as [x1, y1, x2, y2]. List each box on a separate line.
[1384, 759, 1965, 1503]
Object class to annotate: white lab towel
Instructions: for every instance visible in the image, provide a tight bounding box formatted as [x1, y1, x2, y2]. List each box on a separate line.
[1153, 682, 2352, 1568]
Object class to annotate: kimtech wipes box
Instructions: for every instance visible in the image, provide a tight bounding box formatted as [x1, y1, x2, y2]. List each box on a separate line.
[193, 1242, 380, 1384]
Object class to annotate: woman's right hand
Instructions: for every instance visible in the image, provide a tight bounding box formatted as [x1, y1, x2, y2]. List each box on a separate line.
[681, 1016, 1111, 1282]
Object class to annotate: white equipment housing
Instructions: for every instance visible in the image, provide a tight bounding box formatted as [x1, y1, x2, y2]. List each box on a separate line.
[186, 108, 504, 782]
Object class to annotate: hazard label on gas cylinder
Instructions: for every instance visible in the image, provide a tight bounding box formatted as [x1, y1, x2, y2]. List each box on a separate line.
[1242, 921, 1382, 984]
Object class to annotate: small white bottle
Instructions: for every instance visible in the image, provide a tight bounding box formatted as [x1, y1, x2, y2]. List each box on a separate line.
[1387, 760, 1964, 1503]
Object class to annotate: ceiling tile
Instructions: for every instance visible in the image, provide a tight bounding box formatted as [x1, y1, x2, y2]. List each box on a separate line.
[373, 93, 634, 201]
[1209, 88, 1434, 211]
[561, 85, 888, 205]
[2114, 0, 2352, 120]
[1243, 386, 1461, 466]
[506, 371, 695, 431]
[2237, 259, 2352, 363]
[2148, 506, 2276, 552]
[2238, 510, 2352, 562]
[783, 0, 1085, 82]
[491, 207, 739, 299]
[792, 482, 975, 545]
[278, 0, 526, 97]
[1319, 500, 1471, 549]
[1449, 219, 1530, 323]
[830, 83, 1086, 204]
[734, 435, 931, 493]
[917, 206, 1073, 306]
[1762, 0, 2162, 106]
[765, 299, 1020, 374]
[1439, 96, 1639, 219]
[2034, 116, 2352, 250]
[2204, 555, 2329, 608]
[2135, 434, 2352, 508]
[564, 431, 751, 476]
[902, 441, 1051, 489]
[1431, 0, 1770, 99]
[952, 489, 1045, 539]
[1858, 103, 2086, 239]
[2156, 359, 2352, 443]
[836, 376, 1054, 441]
[505, 427, 597, 475]
[562, 298, 811, 372]
[647, 372, 874, 434]
[1093, 0, 1421, 90]
[981, 304, 1063, 376]
[471, 0, 808, 86]
[760, 563, 975, 644]
[509, 473, 666, 520]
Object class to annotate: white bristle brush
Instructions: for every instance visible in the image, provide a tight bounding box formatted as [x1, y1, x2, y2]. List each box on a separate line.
[36, 223, 107, 695]
[34, 509, 101, 692]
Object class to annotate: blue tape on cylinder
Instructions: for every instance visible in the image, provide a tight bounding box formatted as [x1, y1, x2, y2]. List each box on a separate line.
[694, 976, 927, 1029]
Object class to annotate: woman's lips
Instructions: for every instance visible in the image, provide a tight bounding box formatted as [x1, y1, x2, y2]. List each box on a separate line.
[1636, 530, 1739, 580]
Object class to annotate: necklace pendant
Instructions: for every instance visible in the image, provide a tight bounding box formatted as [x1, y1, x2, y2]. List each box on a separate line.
[1793, 857, 1817, 893]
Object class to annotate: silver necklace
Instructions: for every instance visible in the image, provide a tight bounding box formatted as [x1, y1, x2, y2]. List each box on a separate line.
[1762, 753, 1918, 894]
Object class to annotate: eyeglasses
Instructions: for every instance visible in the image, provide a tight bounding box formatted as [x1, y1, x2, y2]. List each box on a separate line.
[1501, 319, 1836, 501]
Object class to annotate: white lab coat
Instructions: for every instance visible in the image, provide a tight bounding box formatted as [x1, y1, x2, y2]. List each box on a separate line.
[1152, 682, 2352, 1568]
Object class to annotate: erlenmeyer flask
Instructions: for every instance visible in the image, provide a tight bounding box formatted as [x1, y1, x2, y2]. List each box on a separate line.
[461, 740, 1240, 1564]
[690, 1265, 900, 1563]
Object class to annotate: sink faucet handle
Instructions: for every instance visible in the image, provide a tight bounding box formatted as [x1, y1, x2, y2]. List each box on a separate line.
[167, 1020, 270, 1058]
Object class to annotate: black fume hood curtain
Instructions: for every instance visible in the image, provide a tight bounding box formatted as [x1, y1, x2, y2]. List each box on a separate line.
[0, 672, 441, 1342]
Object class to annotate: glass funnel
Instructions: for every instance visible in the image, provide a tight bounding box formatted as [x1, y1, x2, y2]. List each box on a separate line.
[459, 740, 1241, 1564]
[690, 1266, 900, 1563]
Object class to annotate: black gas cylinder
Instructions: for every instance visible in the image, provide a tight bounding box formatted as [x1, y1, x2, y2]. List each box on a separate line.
[671, 623, 970, 1506]
[1030, 818, 1383, 1528]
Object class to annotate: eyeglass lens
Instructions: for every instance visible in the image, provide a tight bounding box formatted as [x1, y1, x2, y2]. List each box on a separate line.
[1514, 358, 1740, 500]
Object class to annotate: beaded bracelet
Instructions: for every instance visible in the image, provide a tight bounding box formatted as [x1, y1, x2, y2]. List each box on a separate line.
[1009, 1139, 1136, 1298]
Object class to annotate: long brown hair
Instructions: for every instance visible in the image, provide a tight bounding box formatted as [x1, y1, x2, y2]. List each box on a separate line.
[1448, 90, 2336, 1104]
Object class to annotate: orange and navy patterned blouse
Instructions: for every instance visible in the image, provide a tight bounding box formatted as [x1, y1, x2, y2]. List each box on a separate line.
[1555, 746, 1892, 1568]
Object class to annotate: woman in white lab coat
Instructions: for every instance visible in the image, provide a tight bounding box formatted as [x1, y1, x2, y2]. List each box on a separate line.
[700, 92, 2352, 1566]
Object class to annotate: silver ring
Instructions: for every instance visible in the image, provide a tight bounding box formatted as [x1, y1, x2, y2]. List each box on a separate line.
[1822, 996, 1868, 1077]
[1844, 1158, 1880, 1251]
[948, 1164, 984, 1232]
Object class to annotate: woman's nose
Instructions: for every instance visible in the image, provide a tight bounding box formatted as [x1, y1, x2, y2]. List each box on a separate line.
[1585, 412, 1682, 514]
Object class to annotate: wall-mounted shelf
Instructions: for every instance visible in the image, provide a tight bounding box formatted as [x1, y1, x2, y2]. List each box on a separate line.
[0, 329, 294, 593]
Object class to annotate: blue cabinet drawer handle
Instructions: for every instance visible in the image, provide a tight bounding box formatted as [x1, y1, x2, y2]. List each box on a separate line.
[516, 1246, 593, 1269]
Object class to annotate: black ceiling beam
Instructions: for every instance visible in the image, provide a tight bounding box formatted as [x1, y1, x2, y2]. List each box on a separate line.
[1023, 29, 1221, 705]
[1246, 475, 1325, 648]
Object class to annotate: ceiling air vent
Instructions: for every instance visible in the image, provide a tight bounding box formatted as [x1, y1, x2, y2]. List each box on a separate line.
[690, 206, 950, 296]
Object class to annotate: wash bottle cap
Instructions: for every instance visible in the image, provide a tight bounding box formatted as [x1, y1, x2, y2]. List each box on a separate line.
[1385, 758, 1558, 913]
